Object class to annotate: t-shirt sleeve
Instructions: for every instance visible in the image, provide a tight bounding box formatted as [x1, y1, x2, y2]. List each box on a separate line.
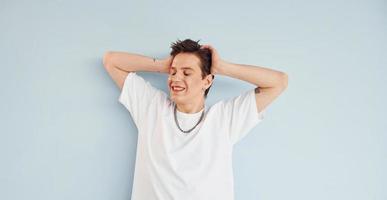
[218, 88, 265, 145]
[118, 72, 163, 129]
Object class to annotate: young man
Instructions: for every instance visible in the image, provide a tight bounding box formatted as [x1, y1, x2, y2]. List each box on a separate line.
[103, 39, 288, 200]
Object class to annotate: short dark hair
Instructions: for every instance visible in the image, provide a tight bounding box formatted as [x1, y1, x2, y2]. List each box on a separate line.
[169, 39, 214, 98]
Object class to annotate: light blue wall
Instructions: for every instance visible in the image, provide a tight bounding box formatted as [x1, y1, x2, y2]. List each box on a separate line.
[1, 0, 386, 199]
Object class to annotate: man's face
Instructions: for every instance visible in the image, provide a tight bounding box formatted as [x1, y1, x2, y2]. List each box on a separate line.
[167, 53, 212, 104]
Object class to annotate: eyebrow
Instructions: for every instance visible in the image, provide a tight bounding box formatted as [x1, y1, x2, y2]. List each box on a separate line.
[170, 66, 194, 71]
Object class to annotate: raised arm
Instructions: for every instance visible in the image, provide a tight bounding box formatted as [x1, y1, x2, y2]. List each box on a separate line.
[102, 51, 172, 90]
[201, 45, 288, 113]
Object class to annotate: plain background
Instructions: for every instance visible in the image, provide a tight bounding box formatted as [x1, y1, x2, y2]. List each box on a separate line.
[1, 0, 386, 199]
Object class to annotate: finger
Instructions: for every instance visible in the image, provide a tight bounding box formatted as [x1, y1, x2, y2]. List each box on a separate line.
[206, 45, 214, 51]
[201, 45, 213, 51]
[201, 44, 211, 48]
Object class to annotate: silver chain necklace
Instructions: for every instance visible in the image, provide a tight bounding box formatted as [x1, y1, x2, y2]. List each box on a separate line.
[173, 103, 205, 133]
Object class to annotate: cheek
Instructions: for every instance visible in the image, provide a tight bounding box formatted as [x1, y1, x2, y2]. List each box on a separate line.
[167, 80, 171, 87]
[186, 80, 202, 91]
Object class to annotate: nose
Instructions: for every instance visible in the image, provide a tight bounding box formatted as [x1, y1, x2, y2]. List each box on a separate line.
[169, 73, 183, 81]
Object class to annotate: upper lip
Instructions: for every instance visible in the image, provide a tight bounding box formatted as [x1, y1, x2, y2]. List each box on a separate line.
[171, 84, 185, 89]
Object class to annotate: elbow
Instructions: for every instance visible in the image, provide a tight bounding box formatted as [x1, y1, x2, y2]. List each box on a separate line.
[279, 72, 288, 89]
[103, 51, 114, 68]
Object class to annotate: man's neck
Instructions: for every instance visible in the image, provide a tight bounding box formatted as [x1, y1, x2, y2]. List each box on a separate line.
[176, 99, 205, 114]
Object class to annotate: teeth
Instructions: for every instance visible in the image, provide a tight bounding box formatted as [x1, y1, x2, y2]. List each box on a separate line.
[172, 86, 185, 91]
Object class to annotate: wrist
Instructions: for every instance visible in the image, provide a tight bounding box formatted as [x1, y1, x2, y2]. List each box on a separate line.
[216, 60, 230, 75]
[153, 57, 169, 73]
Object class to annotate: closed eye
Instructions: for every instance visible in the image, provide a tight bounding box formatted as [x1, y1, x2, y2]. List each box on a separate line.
[170, 71, 191, 76]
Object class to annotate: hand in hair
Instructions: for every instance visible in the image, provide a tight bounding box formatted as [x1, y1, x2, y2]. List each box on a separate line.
[200, 44, 225, 75]
[159, 55, 173, 73]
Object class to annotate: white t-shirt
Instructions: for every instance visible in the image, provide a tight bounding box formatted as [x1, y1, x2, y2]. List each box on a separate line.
[118, 72, 265, 200]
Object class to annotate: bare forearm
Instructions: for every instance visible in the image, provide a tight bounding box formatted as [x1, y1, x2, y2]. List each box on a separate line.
[103, 51, 168, 73]
[218, 60, 288, 88]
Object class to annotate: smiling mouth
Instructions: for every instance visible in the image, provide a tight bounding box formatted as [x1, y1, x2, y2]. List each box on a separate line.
[171, 86, 186, 93]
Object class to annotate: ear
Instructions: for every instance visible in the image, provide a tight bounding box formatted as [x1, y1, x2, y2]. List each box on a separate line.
[204, 74, 214, 89]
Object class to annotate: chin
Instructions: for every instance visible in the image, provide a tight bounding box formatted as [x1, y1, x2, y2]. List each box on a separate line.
[170, 95, 186, 104]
